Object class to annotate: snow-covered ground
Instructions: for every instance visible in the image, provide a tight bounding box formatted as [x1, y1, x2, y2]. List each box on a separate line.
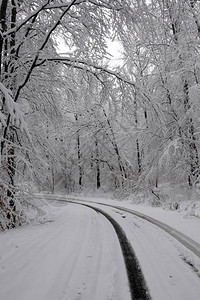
[67, 191, 200, 245]
[0, 203, 130, 300]
[83, 201, 200, 300]
[0, 191, 200, 300]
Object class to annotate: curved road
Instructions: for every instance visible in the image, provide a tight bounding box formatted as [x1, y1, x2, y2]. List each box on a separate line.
[80, 203, 150, 300]
[41, 194, 200, 300]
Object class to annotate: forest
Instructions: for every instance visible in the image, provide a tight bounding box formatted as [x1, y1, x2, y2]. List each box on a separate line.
[0, 0, 200, 229]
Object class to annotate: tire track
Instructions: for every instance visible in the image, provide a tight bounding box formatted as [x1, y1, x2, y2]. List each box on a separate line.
[59, 197, 200, 260]
[73, 202, 151, 300]
[41, 195, 200, 299]
[106, 204, 200, 260]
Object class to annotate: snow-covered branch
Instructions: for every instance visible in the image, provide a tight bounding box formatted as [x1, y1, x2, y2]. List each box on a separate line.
[2, 1, 51, 37]
[37, 56, 136, 87]
[36, 56, 155, 107]
[0, 82, 25, 131]
[14, 0, 78, 103]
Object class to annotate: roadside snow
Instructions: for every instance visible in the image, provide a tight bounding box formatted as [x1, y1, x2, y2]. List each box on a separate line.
[64, 191, 200, 246]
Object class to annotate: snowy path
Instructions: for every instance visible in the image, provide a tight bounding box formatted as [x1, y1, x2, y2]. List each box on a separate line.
[1, 195, 200, 300]
[84, 202, 200, 300]
[0, 204, 130, 300]
[46, 195, 200, 300]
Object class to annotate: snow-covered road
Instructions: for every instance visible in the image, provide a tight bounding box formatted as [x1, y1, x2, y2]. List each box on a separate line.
[1, 196, 200, 300]
[86, 202, 200, 300]
[0, 204, 131, 300]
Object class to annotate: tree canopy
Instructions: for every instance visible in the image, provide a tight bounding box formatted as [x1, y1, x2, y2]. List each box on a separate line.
[0, 0, 200, 229]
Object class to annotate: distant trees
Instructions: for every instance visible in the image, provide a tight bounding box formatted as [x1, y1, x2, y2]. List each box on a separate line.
[118, 0, 200, 190]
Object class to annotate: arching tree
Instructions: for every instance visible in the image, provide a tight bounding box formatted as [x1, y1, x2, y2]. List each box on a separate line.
[1, 0, 200, 228]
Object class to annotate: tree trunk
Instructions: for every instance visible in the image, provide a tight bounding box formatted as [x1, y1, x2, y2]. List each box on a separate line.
[0, 0, 8, 79]
[95, 139, 101, 189]
[101, 106, 127, 182]
[0, 1, 18, 228]
[75, 114, 82, 187]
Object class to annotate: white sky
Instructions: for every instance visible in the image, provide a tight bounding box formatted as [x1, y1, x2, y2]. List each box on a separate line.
[106, 39, 124, 67]
[56, 37, 124, 68]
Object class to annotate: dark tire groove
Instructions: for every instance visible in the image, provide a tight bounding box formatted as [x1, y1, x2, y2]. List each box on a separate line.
[73, 202, 151, 300]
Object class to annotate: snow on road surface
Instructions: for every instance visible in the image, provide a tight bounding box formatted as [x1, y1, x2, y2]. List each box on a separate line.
[43, 194, 200, 300]
[1, 194, 200, 300]
[0, 204, 130, 300]
[86, 203, 200, 300]
[65, 193, 200, 246]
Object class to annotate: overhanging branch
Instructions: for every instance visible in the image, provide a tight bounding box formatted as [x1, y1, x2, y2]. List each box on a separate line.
[36, 56, 137, 88]
[36, 56, 156, 107]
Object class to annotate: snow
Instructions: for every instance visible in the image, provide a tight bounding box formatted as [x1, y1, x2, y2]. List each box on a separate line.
[0, 81, 30, 138]
[0, 82, 23, 129]
[85, 201, 200, 300]
[0, 191, 200, 300]
[67, 191, 200, 245]
[0, 203, 130, 300]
